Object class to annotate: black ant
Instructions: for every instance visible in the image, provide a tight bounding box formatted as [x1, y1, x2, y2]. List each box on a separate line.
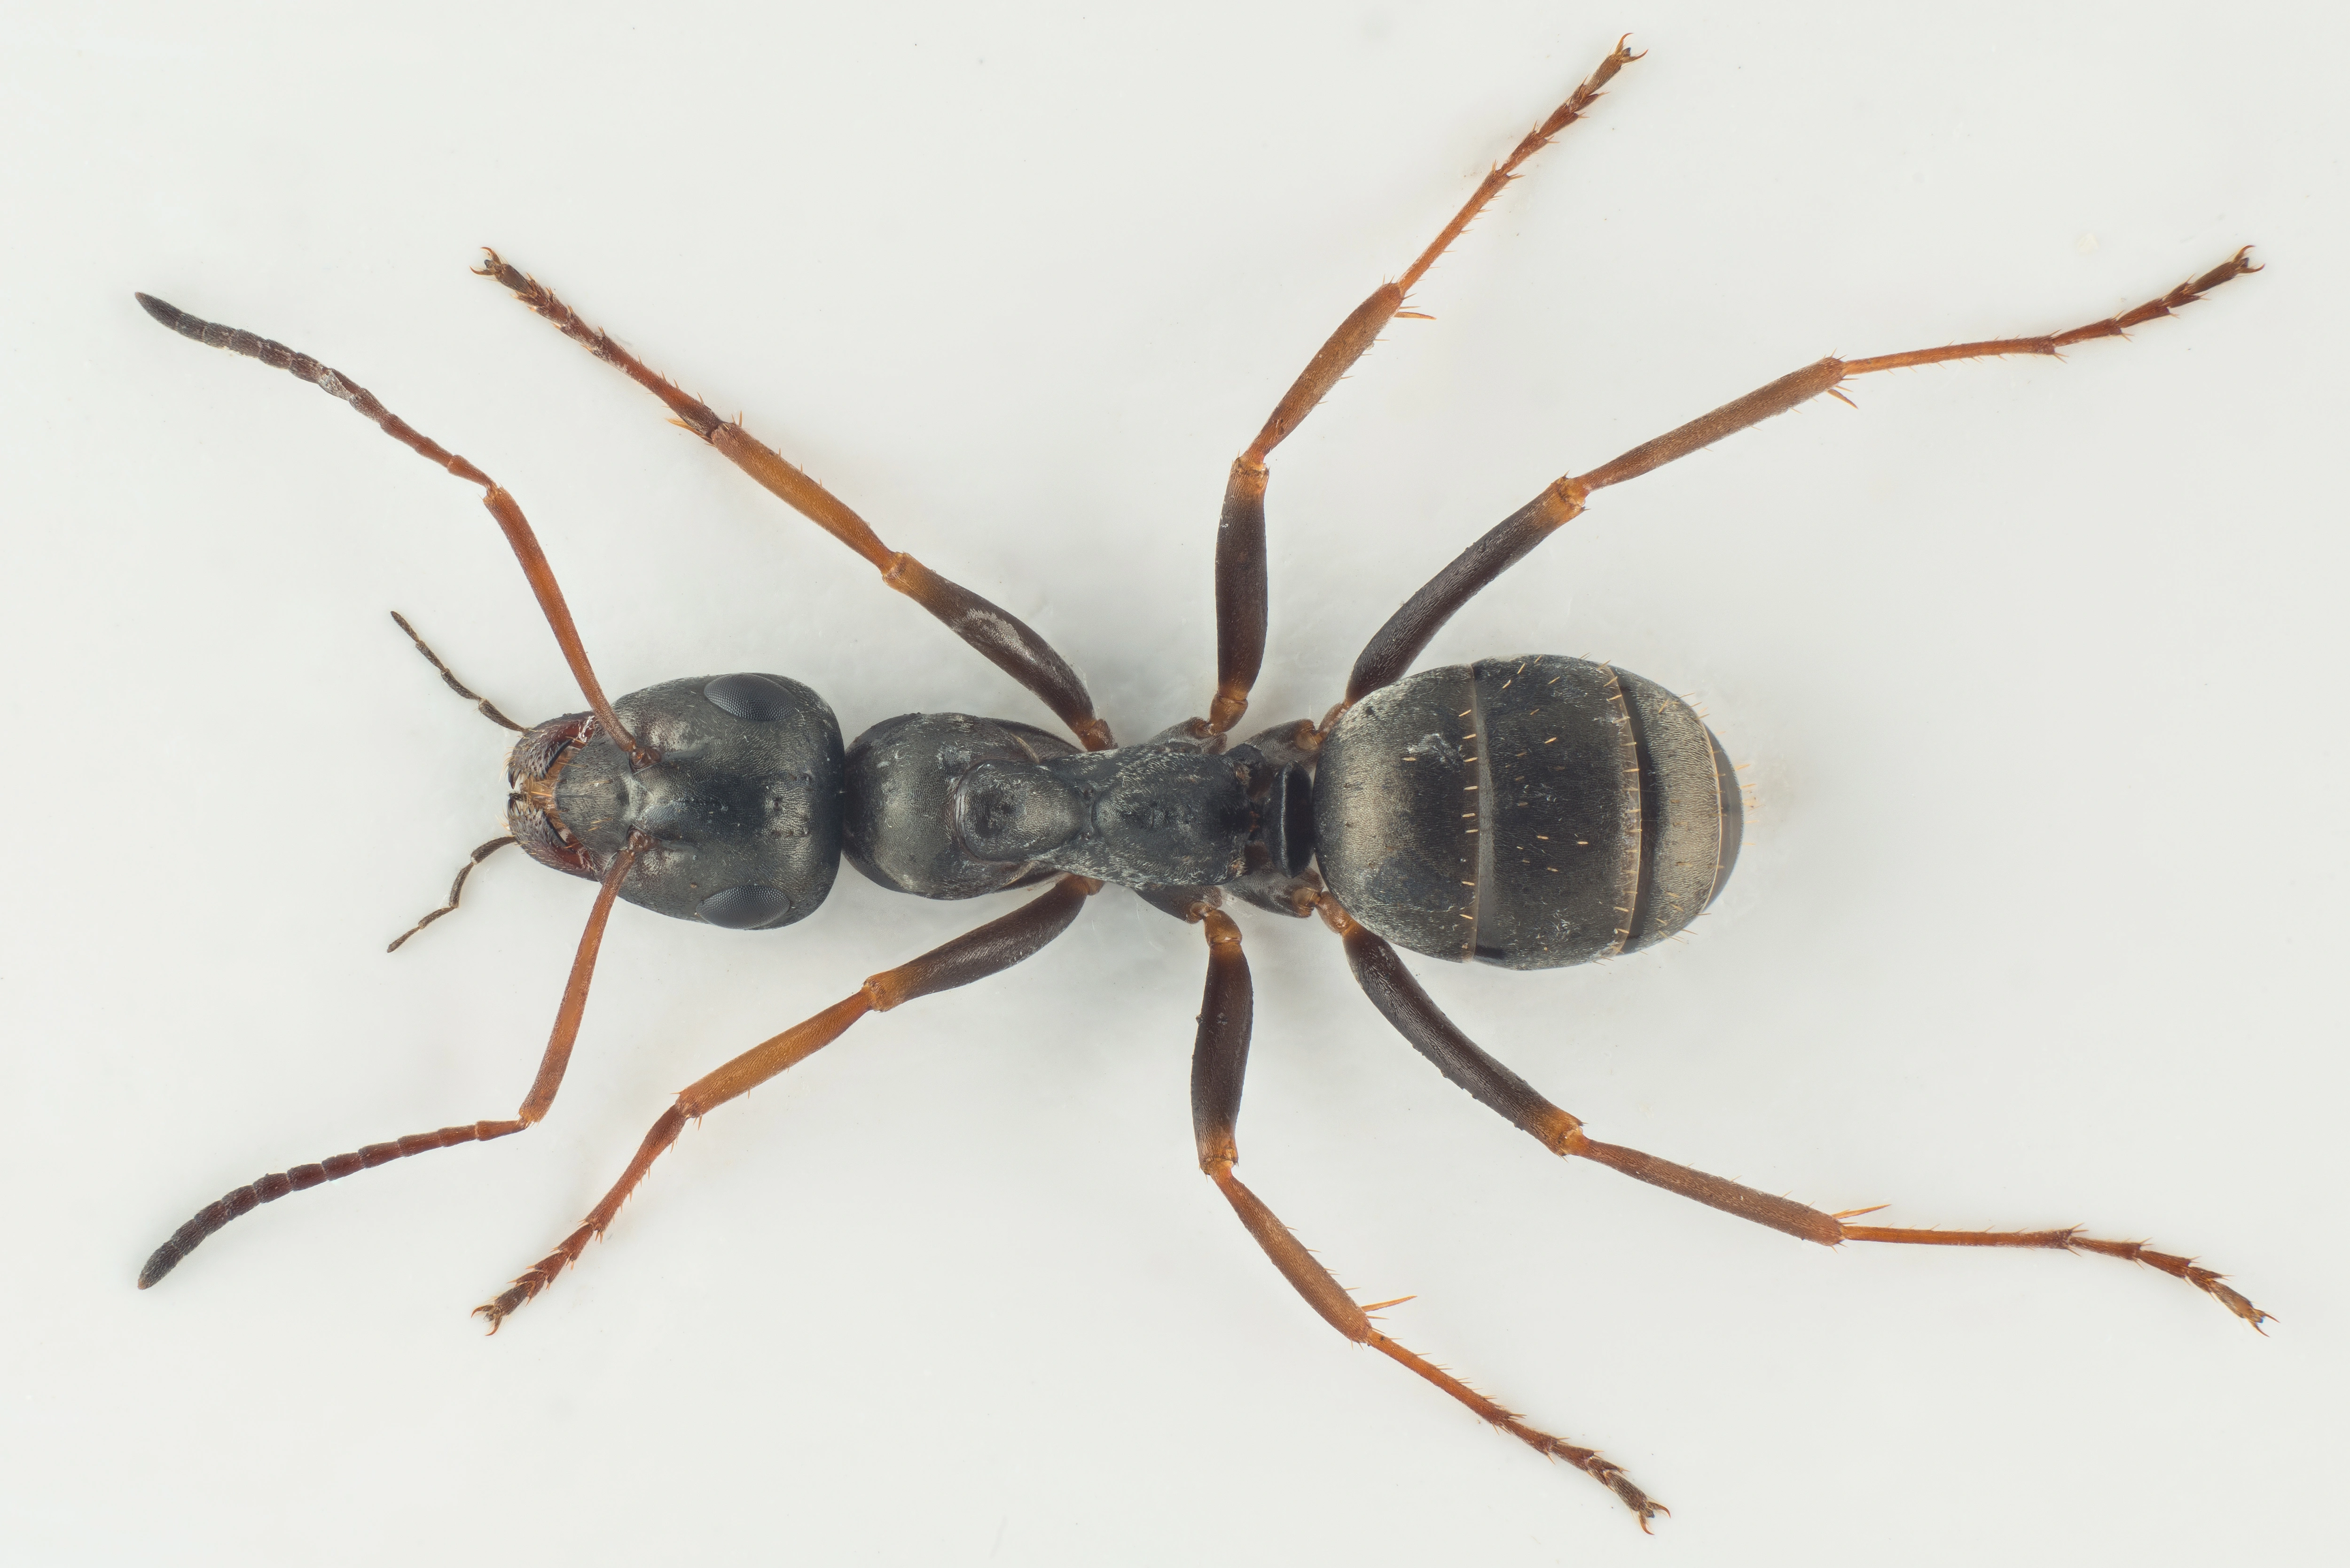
[133, 39, 2264, 1526]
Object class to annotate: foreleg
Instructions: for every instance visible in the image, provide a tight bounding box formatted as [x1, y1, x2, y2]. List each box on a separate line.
[475, 874, 1097, 1327]
[476, 253, 1114, 750]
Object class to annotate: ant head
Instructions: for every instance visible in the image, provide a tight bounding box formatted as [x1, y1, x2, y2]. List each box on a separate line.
[507, 673, 846, 930]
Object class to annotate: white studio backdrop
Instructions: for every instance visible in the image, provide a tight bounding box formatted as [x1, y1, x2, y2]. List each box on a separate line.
[2, 4, 2341, 1565]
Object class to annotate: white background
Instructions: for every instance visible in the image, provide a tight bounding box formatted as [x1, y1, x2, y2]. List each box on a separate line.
[3, 3, 2342, 1564]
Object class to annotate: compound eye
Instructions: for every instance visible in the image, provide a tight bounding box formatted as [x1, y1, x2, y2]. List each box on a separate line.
[702, 673, 804, 723]
[696, 884, 795, 928]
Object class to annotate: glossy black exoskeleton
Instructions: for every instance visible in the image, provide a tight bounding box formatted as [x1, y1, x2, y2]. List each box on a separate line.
[1316, 655, 1739, 969]
[506, 674, 845, 929]
[501, 654, 1721, 969]
[131, 38, 2265, 1531]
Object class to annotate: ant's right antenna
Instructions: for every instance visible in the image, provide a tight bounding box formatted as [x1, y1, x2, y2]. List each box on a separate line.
[136, 292, 657, 766]
[391, 610, 525, 732]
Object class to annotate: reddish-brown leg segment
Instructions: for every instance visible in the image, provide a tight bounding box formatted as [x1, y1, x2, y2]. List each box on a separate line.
[1185, 905, 1666, 1526]
[474, 253, 1114, 751]
[137, 835, 647, 1288]
[1203, 38, 1643, 736]
[475, 874, 1098, 1328]
[1319, 897, 2270, 1331]
[135, 293, 657, 765]
[1343, 248, 2261, 705]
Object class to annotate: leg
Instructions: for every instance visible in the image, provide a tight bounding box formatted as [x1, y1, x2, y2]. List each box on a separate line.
[1317, 896, 2270, 1330]
[135, 294, 657, 764]
[476, 874, 1097, 1327]
[474, 253, 1114, 752]
[1203, 39, 1642, 735]
[1184, 903, 1665, 1526]
[1343, 248, 2262, 706]
[137, 835, 648, 1287]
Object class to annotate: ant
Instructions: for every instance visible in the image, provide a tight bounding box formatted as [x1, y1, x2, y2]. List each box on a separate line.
[132, 38, 2264, 1527]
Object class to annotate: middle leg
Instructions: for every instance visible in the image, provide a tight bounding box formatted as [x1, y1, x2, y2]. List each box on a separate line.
[1182, 902, 1666, 1526]
[1199, 38, 1643, 736]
